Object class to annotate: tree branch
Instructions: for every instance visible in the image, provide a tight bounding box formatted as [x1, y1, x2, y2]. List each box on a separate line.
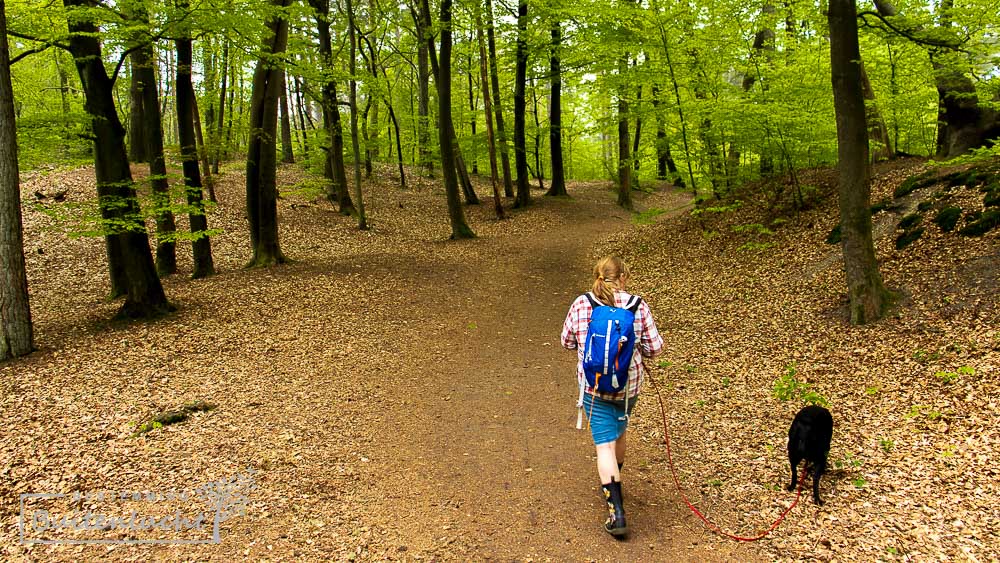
[857, 11, 968, 52]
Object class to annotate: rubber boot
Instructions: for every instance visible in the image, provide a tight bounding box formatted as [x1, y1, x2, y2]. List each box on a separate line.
[601, 478, 627, 537]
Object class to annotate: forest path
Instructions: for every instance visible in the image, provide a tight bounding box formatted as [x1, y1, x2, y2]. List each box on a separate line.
[346, 185, 757, 561]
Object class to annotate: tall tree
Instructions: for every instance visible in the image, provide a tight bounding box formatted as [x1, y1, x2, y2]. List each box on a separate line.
[62, 0, 171, 318]
[829, 0, 894, 324]
[436, 0, 475, 238]
[476, 7, 505, 218]
[486, 0, 513, 197]
[0, 0, 33, 360]
[126, 0, 177, 276]
[127, 57, 147, 163]
[308, 0, 355, 215]
[345, 0, 368, 229]
[512, 0, 530, 208]
[176, 0, 215, 278]
[546, 20, 567, 196]
[246, 0, 291, 266]
[279, 73, 295, 164]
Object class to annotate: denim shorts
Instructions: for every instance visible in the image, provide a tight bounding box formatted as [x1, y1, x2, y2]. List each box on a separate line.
[583, 393, 638, 445]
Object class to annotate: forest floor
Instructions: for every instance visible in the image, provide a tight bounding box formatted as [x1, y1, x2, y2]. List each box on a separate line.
[2, 158, 998, 561]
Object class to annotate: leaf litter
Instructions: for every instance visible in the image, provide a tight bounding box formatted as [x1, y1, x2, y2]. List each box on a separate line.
[1, 158, 996, 561]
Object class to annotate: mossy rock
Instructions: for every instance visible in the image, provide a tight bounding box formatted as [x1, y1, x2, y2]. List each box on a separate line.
[895, 228, 925, 249]
[985, 188, 1000, 208]
[965, 210, 983, 222]
[898, 213, 923, 230]
[917, 200, 934, 212]
[825, 224, 842, 245]
[893, 172, 938, 198]
[870, 200, 890, 215]
[958, 209, 1000, 237]
[934, 206, 962, 232]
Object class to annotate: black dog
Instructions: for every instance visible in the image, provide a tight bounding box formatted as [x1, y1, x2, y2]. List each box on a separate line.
[787, 405, 833, 505]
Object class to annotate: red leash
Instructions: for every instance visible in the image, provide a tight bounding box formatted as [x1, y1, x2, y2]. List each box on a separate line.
[648, 371, 806, 542]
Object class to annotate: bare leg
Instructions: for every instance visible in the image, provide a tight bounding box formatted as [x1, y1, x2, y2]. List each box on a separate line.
[615, 430, 627, 468]
[596, 442, 619, 483]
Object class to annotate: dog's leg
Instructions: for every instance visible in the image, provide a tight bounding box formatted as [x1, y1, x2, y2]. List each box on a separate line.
[787, 455, 801, 492]
[812, 460, 825, 505]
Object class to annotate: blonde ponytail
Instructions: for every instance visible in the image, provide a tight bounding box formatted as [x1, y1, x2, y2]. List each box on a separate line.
[591, 256, 630, 306]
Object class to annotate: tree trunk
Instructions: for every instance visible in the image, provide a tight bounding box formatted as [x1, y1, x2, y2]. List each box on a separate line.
[468, 54, 478, 176]
[62, 0, 172, 318]
[546, 20, 567, 197]
[191, 95, 216, 203]
[293, 76, 310, 160]
[512, 0, 530, 208]
[345, 0, 368, 229]
[309, 0, 355, 215]
[486, 0, 513, 197]
[279, 73, 295, 164]
[476, 10, 505, 218]
[0, 0, 33, 360]
[651, 84, 684, 187]
[128, 56, 147, 163]
[435, 0, 475, 239]
[212, 40, 229, 174]
[860, 63, 894, 161]
[417, 29, 433, 177]
[632, 83, 642, 174]
[176, 2, 216, 279]
[530, 77, 544, 190]
[829, 0, 893, 325]
[129, 11, 178, 277]
[246, 0, 291, 266]
[617, 61, 633, 209]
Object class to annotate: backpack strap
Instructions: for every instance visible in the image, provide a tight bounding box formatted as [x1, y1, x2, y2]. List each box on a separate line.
[584, 292, 603, 309]
[625, 295, 642, 313]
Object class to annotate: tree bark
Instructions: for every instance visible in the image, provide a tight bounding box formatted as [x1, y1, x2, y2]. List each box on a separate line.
[346, 0, 368, 229]
[632, 83, 642, 174]
[617, 63, 633, 209]
[512, 0, 530, 208]
[293, 76, 310, 159]
[279, 72, 295, 164]
[128, 8, 178, 277]
[417, 22, 433, 177]
[651, 84, 684, 187]
[309, 0, 355, 215]
[486, 0, 513, 197]
[62, 0, 172, 318]
[191, 95, 216, 203]
[212, 40, 229, 174]
[435, 0, 475, 238]
[176, 1, 216, 279]
[476, 10, 505, 218]
[0, 0, 33, 360]
[128, 56, 147, 163]
[246, 0, 291, 266]
[829, 0, 893, 325]
[546, 21, 567, 197]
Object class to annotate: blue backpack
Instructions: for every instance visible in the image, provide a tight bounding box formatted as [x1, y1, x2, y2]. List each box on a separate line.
[582, 292, 642, 394]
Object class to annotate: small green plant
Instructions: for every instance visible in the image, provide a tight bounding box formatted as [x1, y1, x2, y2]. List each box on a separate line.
[912, 348, 941, 364]
[879, 438, 894, 453]
[852, 477, 867, 489]
[694, 399, 706, 407]
[632, 207, 668, 225]
[773, 362, 829, 407]
[721, 377, 731, 388]
[731, 223, 774, 235]
[706, 478, 723, 487]
[683, 364, 697, 373]
[657, 360, 673, 369]
[834, 452, 862, 470]
[865, 385, 880, 396]
[934, 365, 975, 384]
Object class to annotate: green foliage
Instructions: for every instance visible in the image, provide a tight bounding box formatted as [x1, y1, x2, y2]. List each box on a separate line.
[879, 438, 894, 453]
[772, 362, 829, 407]
[632, 207, 668, 225]
[894, 172, 938, 198]
[934, 365, 974, 384]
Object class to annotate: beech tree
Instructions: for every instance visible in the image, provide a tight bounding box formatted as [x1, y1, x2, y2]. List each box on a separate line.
[0, 0, 33, 360]
[829, 0, 894, 324]
[246, 0, 291, 266]
[62, 0, 172, 318]
[512, 0, 530, 208]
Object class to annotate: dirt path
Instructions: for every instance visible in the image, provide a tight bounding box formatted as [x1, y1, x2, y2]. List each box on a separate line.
[345, 188, 757, 560]
[4, 174, 760, 561]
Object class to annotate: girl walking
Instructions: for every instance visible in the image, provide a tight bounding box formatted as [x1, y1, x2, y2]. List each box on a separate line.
[560, 256, 663, 537]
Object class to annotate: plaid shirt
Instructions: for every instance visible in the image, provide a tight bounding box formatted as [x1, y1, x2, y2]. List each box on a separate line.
[561, 290, 664, 400]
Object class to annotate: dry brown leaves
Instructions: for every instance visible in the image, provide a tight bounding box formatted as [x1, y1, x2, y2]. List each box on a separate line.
[604, 159, 999, 561]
